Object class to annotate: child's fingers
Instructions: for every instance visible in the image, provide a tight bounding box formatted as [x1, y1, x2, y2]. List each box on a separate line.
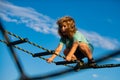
[66, 56, 72, 61]
[46, 58, 52, 63]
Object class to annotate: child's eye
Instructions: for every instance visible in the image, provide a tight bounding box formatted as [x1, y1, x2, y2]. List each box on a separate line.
[63, 25, 67, 28]
[63, 26, 65, 27]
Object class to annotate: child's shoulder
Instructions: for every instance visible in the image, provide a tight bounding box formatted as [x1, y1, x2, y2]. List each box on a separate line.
[74, 31, 82, 36]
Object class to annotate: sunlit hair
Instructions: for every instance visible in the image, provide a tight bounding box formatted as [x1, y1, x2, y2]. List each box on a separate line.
[57, 16, 77, 39]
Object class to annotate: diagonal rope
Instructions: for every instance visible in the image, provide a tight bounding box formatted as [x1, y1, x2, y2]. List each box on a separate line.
[0, 39, 74, 68]
[0, 23, 29, 80]
[77, 63, 120, 69]
[6, 30, 65, 59]
[94, 64, 120, 68]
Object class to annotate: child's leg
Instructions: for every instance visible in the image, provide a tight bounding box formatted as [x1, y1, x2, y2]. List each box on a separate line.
[78, 42, 93, 60]
[78, 42, 96, 66]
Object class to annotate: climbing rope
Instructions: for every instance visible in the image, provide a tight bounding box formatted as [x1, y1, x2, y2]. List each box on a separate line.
[1, 30, 120, 69]
[5, 31, 75, 68]
[0, 39, 74, 68]
[78, 63, 120, 69]
[6, 30, 65, 59]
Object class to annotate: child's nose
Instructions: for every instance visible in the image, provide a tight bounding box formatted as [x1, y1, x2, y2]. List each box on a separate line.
[61, 27, 65, 31]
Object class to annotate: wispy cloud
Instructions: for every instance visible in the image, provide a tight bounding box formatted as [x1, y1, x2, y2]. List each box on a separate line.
[92, 74, 98, 78]
[79, 29, 120, 50]
[0, 1, 57, 35]
[0, 1, 120, 50]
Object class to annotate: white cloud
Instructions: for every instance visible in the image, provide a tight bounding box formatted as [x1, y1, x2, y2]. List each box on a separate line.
[79, 29, 120, 50]
[0, 1, 120, 50]
[92, 74, 98, 78]
[0, 1, 57, 35]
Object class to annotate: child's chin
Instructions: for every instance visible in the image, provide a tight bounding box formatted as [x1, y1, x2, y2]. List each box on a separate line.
[63, 33, 67, 35]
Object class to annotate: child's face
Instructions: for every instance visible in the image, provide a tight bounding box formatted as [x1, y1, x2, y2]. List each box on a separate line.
[59, 22, 68, 35]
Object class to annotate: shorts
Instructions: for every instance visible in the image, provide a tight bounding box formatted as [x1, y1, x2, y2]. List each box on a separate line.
[74, 48, 85, 59]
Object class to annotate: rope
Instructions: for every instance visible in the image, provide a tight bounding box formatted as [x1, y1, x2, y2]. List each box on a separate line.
[0, 39, 74, 68]
[94, 64, 120, 68]
[80, 63, 120, 69]
[6, 30, 65, 59]
[6, 30, 76, 68]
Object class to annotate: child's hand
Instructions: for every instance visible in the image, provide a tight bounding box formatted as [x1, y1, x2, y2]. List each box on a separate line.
[66, 56, 72, 61]
[46, 58, 54, 63]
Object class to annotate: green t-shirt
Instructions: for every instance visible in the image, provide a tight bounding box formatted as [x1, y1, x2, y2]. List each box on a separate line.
[59, 31, 94, 52]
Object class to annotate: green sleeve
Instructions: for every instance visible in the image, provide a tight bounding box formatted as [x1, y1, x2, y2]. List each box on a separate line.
[59, 38, 66, 45]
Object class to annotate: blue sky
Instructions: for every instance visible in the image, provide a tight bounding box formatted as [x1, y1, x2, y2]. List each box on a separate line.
[0, 0, 120, 80]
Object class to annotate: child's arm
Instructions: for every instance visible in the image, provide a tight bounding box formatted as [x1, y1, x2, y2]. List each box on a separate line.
[66, 41, 79, 61]
[46, 44, 63, 63]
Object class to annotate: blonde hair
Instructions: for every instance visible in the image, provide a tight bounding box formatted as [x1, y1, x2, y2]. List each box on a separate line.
[57, 16, 77, 38]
